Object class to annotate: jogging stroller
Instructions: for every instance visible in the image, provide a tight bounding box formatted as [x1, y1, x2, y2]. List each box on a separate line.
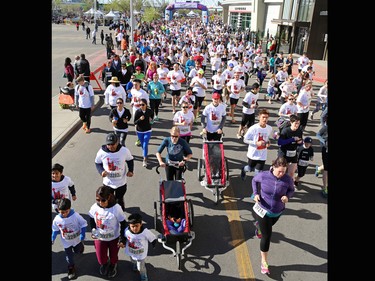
[197, 135, 230, 204]
[154, 166, 195, 270]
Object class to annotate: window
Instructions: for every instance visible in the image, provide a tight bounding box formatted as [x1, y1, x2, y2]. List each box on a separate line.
[298, 0, 314, 22]
[282, 0, 293, 20]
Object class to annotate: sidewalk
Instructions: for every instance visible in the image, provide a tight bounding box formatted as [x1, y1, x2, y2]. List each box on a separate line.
[51, 93, 102, 152]
[292, 54, 327, 84]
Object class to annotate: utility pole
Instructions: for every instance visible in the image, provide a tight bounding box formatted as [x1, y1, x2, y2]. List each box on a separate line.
[94, 0, 97, 25]
[130, 0, 134, 47]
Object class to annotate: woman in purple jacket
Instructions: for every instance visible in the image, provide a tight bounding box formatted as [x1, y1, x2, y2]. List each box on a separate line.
[251, 156, 295, 275]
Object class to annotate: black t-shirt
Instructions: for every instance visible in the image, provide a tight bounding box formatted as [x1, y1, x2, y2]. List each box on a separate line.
[279, 126, 303, 152]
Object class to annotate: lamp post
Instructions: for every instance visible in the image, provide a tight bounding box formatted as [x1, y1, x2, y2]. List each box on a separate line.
[130, 0, 134, 47]
[94, 1, 96, 25]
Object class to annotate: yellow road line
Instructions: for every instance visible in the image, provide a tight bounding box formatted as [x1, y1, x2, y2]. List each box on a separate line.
[224, 188, 255, 281]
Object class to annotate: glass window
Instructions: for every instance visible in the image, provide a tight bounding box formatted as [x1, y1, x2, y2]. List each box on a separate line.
[282, 0, 293, 20]
[298, 0, 314, 22]
[291, 0, 298, 20]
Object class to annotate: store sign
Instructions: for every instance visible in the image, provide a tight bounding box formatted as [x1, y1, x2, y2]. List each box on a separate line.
[229, 5, 251, 12]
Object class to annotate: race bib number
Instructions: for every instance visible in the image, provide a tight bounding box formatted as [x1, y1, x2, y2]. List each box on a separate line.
[286, 150, 296, 157]
[253, 202, 267, 218]
[129, 247, 145, 255]
[108, 171, 121, 178]
[298, 159, 309, 166]
[98, 230, 115, 239]
[64, 231, 80, 240]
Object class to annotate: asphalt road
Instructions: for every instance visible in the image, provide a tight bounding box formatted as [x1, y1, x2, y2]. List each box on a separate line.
[51, 23, 327, 281]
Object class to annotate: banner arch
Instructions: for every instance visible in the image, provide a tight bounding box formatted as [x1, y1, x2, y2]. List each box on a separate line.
[165, 2, 209, 24]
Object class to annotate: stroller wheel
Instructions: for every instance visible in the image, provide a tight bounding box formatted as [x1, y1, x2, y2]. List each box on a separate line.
[214, 186, 220, 205]
[176, 240, 182, 270]
[197, 158, 205, 182]
[153, 201, 160, 232]
[188, 199, 194, 228]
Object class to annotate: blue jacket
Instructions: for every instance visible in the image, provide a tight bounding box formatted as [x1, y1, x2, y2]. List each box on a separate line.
[157, 137, 192, 163]
[252, 169, 294, 214]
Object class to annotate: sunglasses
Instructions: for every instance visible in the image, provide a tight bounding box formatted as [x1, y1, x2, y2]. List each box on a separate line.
[171, 135, 179, 138]
[182, 106, 189, 108]
[96, 198, 108, 202]
[139, 104, 146, 106]
[288, 99, 295, 101]
[116, 102, 123, 104]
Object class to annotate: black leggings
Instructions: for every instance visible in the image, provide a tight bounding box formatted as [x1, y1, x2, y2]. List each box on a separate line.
[254, 212, 281, 252]
[166, 165, 184, 180]
[107, 184, 127, 211]
[150, 99, 161, 116]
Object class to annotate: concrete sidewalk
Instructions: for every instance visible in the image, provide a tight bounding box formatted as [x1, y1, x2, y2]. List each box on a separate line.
[51, 93, 102, 152]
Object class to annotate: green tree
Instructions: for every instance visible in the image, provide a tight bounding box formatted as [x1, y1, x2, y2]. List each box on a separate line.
[143, 7, 161, 22]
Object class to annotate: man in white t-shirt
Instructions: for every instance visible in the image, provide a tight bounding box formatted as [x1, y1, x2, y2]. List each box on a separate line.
[241, 108, 273, 181]
[201, 92, 227, 141]
[237, 83, 260, 139]
[226, 73, 246, 123]
[94, 133, 134, 211]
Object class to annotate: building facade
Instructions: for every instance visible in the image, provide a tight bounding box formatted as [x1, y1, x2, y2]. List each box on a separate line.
[271, 0, 327, 60]
[219, 0, 282, 38]
[219, 0, 327, 60]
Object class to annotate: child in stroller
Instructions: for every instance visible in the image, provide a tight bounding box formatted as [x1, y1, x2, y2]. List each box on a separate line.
[166, 201, 186, 234]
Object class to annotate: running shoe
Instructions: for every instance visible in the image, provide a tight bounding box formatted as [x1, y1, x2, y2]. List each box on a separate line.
[240, 167, 246, 181]
[99, 263, 109, 276]
[135, 139, 141, 146]
[67, 266, 76, 280]
[142, 160, 147, 167]
[150, 120, 154, 125]
[261, 261, 270, 274]
[107, 263, 117, 278]
[154, 116, 159, 121]
[315, 165, 321, 177]
[321, 187, 328, 198]
[254, 221, 262, 239]
[140, 273, 149, 281]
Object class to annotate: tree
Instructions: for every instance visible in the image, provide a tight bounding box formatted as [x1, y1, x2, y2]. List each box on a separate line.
[143, 7, 160, 22]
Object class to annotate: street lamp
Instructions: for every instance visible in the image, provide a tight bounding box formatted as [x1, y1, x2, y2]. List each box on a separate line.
[130, 0, 134, 47]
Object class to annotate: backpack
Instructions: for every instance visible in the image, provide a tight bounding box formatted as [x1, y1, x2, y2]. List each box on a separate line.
[275, 117, 290, 131]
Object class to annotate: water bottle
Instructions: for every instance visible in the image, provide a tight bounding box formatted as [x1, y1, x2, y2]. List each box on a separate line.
[91, 228, 99, 239]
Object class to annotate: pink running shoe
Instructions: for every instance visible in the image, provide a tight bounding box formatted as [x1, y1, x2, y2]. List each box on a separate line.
[261, 261, 270, 274]
[254, 221, 262, 239]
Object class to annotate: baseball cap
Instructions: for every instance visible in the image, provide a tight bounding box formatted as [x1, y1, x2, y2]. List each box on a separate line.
[198, 69, 204, 74]
[212, 92, 221, 99]
[106, 133, 118, 145]
[135, 66, 141, 70]
[304, 137, 313, 143]
[228, 63, 234, 68]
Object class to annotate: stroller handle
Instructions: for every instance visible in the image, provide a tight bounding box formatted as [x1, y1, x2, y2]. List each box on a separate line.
[200, 131, 224, 142]
[156, 163, 187, 175]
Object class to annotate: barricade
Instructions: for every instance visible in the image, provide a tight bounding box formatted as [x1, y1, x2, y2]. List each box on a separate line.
[90, 63, 106, 91]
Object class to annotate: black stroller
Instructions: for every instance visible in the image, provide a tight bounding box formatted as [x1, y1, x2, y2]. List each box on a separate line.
[154, 166, 195, 270]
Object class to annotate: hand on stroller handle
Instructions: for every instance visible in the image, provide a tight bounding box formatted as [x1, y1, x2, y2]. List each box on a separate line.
[156, 162, 187, 174]
[200, 130, 224, 142]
